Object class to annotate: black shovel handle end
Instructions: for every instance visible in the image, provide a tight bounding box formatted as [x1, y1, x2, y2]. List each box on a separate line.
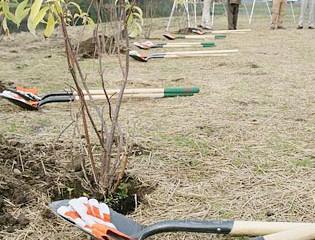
[163, 34, 175, 40]
[133, 220, 234, 240]
[38, 95, 75, 108]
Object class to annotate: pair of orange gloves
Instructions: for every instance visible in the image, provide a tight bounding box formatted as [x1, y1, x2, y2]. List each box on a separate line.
[57, 197, 133, 240]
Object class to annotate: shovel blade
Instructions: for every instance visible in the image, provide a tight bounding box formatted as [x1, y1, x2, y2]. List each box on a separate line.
[0, 90, 38, 110]
[49, 200, 144, 238]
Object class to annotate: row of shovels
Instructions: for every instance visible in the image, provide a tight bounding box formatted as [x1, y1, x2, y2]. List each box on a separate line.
[0, 86, 200, 110]
[50, 197, 315, 240]
[129, 29, 251, 62]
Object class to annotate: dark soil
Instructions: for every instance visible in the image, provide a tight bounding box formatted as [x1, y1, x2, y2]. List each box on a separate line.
[0, 80, 14, 92]
[0, 136, 154, 233]
[0, 168, 31, 232]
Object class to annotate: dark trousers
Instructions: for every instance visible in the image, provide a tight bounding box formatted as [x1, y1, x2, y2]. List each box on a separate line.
[227, 3, 240, 30]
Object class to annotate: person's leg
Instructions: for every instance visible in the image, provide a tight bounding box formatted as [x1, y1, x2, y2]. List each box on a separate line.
[298, 0, 309, 27]
[232, 4, 240, 29]
[277, 0, 287, 28]
[271, 0, 281, 29]
[308, 0, 315, 28]
[201, 0, 212, 29]
[227, 1, 234, 29]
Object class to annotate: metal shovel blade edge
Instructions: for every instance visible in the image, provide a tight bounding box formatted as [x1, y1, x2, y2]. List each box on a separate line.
[49, 200, 144, 239]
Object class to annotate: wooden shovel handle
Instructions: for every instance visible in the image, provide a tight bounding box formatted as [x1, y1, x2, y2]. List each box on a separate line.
[250, 226, 315, 240]
[231, 221, 315, 236]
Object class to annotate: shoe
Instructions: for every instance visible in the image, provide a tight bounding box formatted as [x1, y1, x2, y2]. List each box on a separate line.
[297, 25, 303, 29]
[270, 26, 276, 30]
[277, 26, 286, 29]
[308, 26, 314, 29]
[197, 24, 212, 30]
[203, 26, 212, 30]
[199, 25, 212, 30]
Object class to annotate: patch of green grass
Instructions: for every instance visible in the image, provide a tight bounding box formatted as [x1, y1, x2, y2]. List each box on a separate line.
[8, 121, 18, 132]
[156, 132, 210, 157]
[253, 160, 278, 174]
[292, 159, 313, 168]
[270, 138, 298, 157]
[217, 209, 233, 219]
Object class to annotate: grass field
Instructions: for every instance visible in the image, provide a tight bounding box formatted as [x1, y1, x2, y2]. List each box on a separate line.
[0, 11, 314, 240]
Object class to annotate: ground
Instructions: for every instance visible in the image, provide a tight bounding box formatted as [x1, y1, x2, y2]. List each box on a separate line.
[0, 11, 315, 240]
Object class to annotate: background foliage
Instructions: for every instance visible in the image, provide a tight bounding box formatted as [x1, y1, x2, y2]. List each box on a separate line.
[5, 0, 209, 32]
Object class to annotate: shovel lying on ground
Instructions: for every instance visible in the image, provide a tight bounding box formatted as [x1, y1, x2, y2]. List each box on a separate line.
[0, 86, 200, 110]
[6, 86, 200, 102]
[190, 28, 251, 35]
[163, 33, 226, 40]
[50, 198, 315, 240]
[129, 49, 238, 62]
[133, 40, 216, 50]
[202, 29, 252, 34]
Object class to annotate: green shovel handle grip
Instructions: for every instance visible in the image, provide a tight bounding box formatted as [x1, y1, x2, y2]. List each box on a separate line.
[164, 87, 200, 94]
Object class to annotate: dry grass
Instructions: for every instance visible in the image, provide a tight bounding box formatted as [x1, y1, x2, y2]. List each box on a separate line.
[0, 12, 315, 240]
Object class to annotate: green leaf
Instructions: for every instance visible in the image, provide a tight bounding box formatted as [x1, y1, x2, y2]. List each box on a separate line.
[2, 2, 18, 23]
[2, 1, 10, 13]
[132, 12, 143, 25]
[27, 0, 43, 35]
[19, 8, 31, 24]
[5, 11, 18, 24]
[73, 13, 80, 19]
[44, 11, 55, 38]
[87, 17, 94, 27]
[33, 6, 49, 26]
[128, 21, 141, 38]
[133, 6, 143, 16]
[68, 1, 82, 15]
[53, 1, 63, 15]
[127, 13, 133, 22]
[27, 19, 36, 35]
[125, 3, 132, 11]
[29, 0, 43, 21]
[2, 16, 9, 35]
[15, 0, 28, 25]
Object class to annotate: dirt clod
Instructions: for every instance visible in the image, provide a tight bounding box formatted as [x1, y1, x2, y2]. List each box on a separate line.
[41, 208, 57, 220]
[17, 215, 30, 227]
[76, 35, 127, 59]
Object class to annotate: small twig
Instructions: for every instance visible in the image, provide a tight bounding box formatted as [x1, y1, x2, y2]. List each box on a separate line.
[167, 180, 181, 203]
[11, 157, 15, 171]
[110, 154, 128, 194]
[134, 193, 138, 210]
[40, 159, 47, 176]
[81, 105, 99, 185]
[19, 150, 24, 172]
[3, 198, 16, 207]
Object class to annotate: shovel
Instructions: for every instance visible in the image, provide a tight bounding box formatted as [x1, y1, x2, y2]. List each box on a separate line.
[163, 33, 226, 40]
[6, 86, 200, 102]
[0, 90, 109, 110]
[1, 87, 200, 110]
[50, 199, 315, 240]
[204, 29, 252, 34]
[133, 40, 216, 50]
[177, 28, 251, 35]
[129, 49, 238, 62]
